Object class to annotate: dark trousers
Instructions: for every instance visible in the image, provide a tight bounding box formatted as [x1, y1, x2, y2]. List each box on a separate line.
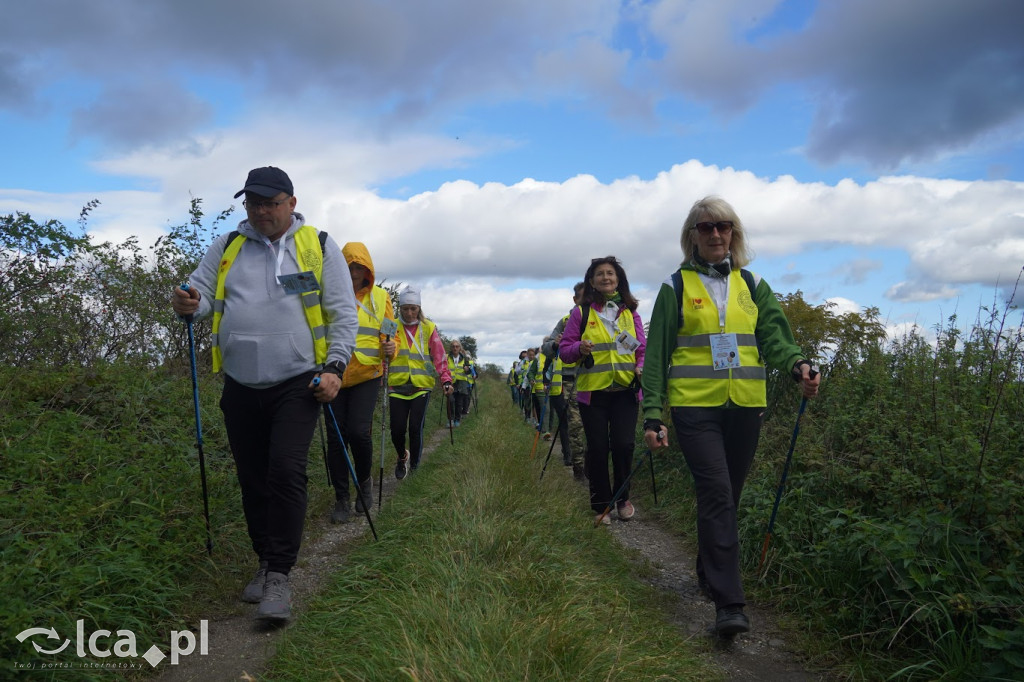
[670, 406, 763, 608]
[578, 389, 638, 513]
[221, 372, 319, 575]
[549, 393, 570, 463]
[453, 388, 470, 419]
[389, 392, 430, 468]
[324, 378, 380, 499]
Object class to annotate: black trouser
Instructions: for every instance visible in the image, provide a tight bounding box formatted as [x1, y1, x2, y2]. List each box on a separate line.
[324, 378, 380, 500]
[389, 392, 430, 468]
[221, 372, 319, 575]
[670, 406, 763, 609]
[549, 392, 570, 463]
[453, 382, 470, 419]
[578, 389, 638, 513]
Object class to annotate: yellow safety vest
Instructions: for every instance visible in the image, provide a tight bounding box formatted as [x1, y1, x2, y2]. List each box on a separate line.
[557, 312, 578, 379]
[549, 356, 564, 396]
[389, 318, 438, 390]
[531, 357, 546, 393]
[668, 269, 765, 407]
[352, 286, 390, 366]
[574, 303, 638, 392]
[449, 355, 470, 383]
[211, 225, 326, 373]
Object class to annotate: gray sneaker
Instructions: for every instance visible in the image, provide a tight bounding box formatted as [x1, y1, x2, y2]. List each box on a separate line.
[256, 572, 292, 621]
[354, 479, 373, 514]
[241, 561, 268, 603]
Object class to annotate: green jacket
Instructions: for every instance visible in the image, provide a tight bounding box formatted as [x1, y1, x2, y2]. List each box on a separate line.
[640, 263, 806, 421]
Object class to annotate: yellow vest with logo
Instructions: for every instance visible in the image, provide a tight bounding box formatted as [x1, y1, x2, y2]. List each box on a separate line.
[352, 286, 390, 366]
[389, 318, 438, 390]
[574, 303, 638, 392]
[668, 269, 765, 407]
[531, 357, 546, 393]
[211, 225, 326, 373]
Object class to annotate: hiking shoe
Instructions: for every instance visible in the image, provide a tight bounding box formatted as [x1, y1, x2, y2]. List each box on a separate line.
[354, 479, 372, 514]
[572, 464, 586, 481]
[330, 499, 351, 524]
[616, 500, 635, 520]
[697, 575, 713, 601]
[256, 572, 292, 621]
[542, 432, 552, 441]
[241, 561, 268, 603]
[395, 451, 410, 480]
[594, 512, 612, 526]
[715, 606, 750, 636]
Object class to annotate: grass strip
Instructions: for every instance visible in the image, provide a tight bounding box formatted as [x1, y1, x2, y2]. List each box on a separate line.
[266, 382, 714, 681]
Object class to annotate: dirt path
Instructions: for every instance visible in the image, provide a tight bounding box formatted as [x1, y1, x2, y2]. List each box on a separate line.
[156, 425, 835, 681]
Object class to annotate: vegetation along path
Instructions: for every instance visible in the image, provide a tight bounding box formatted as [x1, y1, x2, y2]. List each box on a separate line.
[154, 378, 835, 681]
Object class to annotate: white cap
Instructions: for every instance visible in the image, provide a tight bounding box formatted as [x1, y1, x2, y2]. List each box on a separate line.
[399, 285, 421, 306]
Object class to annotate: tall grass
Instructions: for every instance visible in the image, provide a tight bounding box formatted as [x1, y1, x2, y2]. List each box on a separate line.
[266, 381, 713, 681]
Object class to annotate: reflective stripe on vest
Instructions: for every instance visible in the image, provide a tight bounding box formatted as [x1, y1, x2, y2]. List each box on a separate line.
[211, 225, 326, 373]
[575, 304, 637, 392]
[352, 286, 389, 365]
[668, 269, 766, 407]
[389, 318, 438, 389]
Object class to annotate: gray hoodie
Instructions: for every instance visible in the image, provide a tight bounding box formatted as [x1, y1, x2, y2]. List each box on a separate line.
[187, 213, 358, 388]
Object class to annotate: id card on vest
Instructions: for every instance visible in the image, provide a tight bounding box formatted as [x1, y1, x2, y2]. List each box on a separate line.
[711, 333, 741, 370]
[381, 318, 399, 338]
[615, 331, 639, 355]
[278, 271, 320, 295]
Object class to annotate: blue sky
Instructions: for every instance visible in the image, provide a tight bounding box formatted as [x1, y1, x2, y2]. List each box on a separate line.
[2, 0, 1023, 368]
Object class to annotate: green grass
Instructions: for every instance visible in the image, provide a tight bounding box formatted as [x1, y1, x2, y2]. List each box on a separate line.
[265, 382, 714, 681]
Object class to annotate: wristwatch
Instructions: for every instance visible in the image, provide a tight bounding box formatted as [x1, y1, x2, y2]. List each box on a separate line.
[321, 361, 345, 378]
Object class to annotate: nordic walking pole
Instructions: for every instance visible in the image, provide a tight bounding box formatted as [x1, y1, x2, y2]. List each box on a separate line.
[648, 447, 659, 505]
[316, 378, 378, 541]
[445, 392, 455, 445]
[758, 368, 818, 575]
[594, 449, 651, 526]
[539, 407, 566, 480]
[318, 411, 331, 488]
[181, 284, 213, 556]
[377, 319, 397, 509]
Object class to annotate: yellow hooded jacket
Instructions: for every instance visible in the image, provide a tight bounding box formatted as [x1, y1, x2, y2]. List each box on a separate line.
[340, 241, 398, 388]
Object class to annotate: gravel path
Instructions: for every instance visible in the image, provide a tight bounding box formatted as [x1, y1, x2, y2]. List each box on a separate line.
[156, 426, 836, 681]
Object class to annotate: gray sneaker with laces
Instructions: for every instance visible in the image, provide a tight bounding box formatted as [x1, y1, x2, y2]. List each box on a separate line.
[241, 561, 268, 603]
[256, 571, 292, 621]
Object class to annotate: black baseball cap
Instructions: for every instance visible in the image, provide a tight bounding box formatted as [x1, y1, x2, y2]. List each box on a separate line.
[233, 166, 294, 198]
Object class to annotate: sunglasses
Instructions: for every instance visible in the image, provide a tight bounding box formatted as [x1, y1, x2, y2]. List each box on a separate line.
[693, 221, 734, 235]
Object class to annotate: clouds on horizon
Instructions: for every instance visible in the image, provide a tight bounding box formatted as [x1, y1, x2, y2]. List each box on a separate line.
[3, 0, 1022, 170]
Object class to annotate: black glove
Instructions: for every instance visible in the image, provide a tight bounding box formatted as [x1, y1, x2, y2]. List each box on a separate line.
[643, 419, 666, 436]
[791, 359, 816, 382]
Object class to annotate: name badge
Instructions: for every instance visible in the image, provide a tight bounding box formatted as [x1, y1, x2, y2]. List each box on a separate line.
[277, 271, 320, 295]
[615, 331, 640, 354]
[711, 333, 741, 370]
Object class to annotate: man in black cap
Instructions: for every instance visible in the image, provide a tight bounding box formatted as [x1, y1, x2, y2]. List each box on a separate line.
[172, 166, 358, 621]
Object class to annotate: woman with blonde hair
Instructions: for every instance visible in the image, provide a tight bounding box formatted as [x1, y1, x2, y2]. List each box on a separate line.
[641, 196, 820, 637]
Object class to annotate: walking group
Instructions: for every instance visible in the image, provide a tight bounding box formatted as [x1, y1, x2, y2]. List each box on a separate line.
[172, 165, 820, 640]
[171, 166, 479, 622]
[508, 196, 820, 638]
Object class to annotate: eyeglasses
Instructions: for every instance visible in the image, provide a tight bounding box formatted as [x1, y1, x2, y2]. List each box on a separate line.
[242, 197, 290, 211]
[693, 221, 734, 235]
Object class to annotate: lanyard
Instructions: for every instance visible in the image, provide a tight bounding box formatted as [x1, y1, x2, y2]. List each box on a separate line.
[262, 235, 289, 283]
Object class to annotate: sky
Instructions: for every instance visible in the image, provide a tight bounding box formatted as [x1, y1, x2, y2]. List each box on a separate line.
[2, 0, 1023, 370]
